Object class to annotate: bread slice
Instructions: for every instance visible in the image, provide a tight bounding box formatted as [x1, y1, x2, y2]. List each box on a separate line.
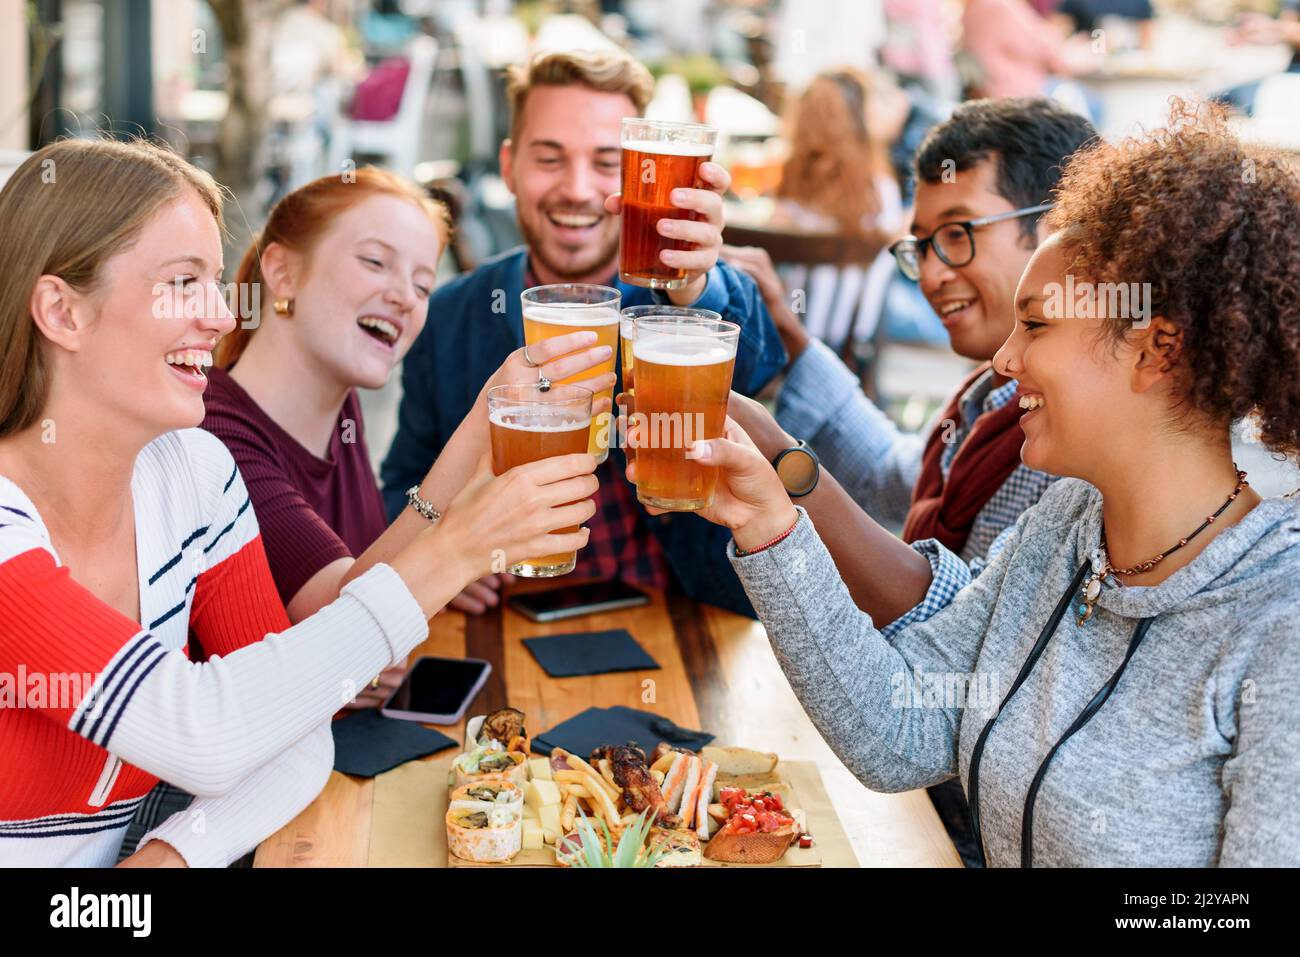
[702, 822, 797, 864]
[700, 746, 779, 777]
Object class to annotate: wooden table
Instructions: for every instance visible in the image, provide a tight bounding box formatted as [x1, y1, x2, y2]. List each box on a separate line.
[254, 581, 961, 868]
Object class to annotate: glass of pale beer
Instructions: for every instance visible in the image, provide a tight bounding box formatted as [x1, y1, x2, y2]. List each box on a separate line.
[521, 284, 620, 465]
[631, 309, 739, 511]
[487, 383, 594, 577]
[620, 118, 718, 290]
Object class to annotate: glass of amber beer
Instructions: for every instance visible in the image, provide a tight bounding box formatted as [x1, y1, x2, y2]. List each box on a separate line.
[487, 383, 593, 577]
[631, 309, 739, 511]
[619, 308, 639, 474]
[521, 284, 620, 464]
[620, 118, 718, 290]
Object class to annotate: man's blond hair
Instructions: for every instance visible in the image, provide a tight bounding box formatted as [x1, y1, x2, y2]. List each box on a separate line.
[506, 49, 654, 141]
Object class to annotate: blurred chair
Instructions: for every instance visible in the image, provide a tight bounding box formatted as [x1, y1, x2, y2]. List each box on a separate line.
[330, 34, 439, 177]
[723, 223, 891, 397]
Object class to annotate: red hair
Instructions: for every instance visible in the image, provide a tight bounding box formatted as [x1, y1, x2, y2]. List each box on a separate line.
[218, 167, 451, 368]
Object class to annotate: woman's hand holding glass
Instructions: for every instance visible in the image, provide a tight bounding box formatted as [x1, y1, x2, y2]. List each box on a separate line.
[391, 451, 599, 618]
[627, 416, 798, 553]
[481, 330, 616, 420]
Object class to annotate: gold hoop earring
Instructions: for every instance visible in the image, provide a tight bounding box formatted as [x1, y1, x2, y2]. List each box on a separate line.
[272, 297, 294, 316]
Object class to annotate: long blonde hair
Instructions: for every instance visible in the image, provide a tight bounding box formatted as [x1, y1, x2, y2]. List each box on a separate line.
[0, 138, 224, 437]
[776, 69, 891, 236]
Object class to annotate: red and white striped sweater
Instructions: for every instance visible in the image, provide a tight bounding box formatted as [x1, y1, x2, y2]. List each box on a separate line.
[0, 428, 428, 866]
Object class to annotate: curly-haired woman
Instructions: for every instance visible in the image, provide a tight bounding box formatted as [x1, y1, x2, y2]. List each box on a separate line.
[667, 102, 1300, 865]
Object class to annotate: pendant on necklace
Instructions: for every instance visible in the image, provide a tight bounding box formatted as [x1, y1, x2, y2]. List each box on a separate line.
[1077, 567, 1105, 626]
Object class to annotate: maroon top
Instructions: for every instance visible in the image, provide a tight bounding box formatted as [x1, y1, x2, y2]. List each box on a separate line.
[201, 367, 389, 607]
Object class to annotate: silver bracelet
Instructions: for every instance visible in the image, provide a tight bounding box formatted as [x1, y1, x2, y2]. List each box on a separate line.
[405, 485, 442, 524]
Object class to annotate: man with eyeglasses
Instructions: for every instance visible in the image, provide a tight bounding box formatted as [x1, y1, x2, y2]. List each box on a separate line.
[723, 97, 1097, 865]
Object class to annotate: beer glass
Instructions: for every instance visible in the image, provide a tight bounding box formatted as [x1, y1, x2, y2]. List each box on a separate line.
[487, 383, 593, 577]
[521, 284, 620, 464]
[619, 309, 639, 475]
[630, 309, 739, 511]
[620, 118, 718, 290]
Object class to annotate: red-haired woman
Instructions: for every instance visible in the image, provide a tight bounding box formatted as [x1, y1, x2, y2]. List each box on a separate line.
[202, 170, 614, 707]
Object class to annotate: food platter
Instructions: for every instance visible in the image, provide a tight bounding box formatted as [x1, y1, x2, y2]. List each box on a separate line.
[439, 708, 831, 868]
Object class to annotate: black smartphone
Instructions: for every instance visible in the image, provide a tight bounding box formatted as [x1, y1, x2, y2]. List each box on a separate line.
[380, 656, 491, 725]
[508, 580, 650, 623]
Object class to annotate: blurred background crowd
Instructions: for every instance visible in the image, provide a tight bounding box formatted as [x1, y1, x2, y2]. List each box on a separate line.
[2, 0, 1298, 493]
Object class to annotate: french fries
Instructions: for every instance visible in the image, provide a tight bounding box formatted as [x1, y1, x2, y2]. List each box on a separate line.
[562, 752, 621, 800]
[561, 793, 578, 832]
[582, 769, 622, 828]
[650, 751, 676, 775]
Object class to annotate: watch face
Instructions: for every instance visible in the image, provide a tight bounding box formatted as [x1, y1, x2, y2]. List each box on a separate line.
[776, 448, 818, 496]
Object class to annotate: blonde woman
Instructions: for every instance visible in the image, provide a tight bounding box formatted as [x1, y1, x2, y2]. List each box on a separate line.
[0, 139, 597, 867]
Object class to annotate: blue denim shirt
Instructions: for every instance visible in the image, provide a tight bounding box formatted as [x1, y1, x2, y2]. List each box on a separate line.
[379, 247, 788, 618]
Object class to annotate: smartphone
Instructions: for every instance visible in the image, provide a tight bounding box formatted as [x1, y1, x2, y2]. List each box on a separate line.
[380, 656, 492, 725]
[508, 580, 650, 623]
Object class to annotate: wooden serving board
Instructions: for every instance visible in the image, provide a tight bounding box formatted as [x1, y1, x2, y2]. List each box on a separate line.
[366, 755, 858, 868]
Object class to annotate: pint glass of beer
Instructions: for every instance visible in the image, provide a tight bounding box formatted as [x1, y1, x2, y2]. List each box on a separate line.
[620, 118, 718, 290]
[619, 308, 639, 474]
[487, 383, 593, 577]
[631, 309, 739, 511]
[521, 284, 620, 465]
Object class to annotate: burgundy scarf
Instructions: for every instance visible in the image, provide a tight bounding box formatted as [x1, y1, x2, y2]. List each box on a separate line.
[901, 364, 1025, 554]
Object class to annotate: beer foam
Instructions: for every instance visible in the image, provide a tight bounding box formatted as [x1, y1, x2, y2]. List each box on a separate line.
[490, 407, 592, 431]
[524, 305, 619, 327]
[622, 139, 713, 158]
[633, 336, 735, 366]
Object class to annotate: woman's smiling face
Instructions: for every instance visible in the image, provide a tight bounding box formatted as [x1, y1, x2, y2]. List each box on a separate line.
[58, 187, 235, 438]
[268, 193, 443, 391]
[993, 233, 1148, 483]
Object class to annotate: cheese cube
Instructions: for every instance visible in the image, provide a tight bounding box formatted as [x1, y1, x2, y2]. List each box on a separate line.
[527, 757, 553, 781]
[522, 803, 538, 820]
[525, 779, 561, 810]
[538, 803, 561, 840]
[522, 820, 545, 850]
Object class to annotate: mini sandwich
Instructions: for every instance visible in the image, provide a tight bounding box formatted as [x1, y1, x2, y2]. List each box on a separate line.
[453, 707, 530, 788]
[445, 802, 522, 863]
[448, 780, 524, 816]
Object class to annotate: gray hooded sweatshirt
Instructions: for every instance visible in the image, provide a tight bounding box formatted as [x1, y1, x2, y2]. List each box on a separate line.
[729, 478, 1300, 866]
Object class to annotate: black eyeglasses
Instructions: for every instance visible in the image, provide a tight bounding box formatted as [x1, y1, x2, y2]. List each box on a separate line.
[888, 203, 1054, 281]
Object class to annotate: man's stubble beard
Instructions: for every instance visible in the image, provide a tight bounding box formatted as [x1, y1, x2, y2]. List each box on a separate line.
[517, 208, 621, 282]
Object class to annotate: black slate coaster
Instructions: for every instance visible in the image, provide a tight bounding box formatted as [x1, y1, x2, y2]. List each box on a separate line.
[331, 709, 457, 778]
[531, 705, 713, 758]
[521, 628, 660, 677]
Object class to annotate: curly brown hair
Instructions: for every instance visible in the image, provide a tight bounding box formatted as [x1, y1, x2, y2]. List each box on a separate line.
[1048, 99, 1300, 458]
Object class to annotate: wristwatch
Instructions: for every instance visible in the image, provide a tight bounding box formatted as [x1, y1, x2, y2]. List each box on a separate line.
[405, 485, 442, 524]
[771, 440, 820, 498]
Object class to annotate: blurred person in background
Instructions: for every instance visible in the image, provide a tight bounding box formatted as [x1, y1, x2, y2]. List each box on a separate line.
[1219, 2, 1300, 116]
[754, 67, 947, 349]
[380, 48, 785, 619]
[881, 0, 962, 102]
[772, 69, 905, 236]
[961, 0, 1093, 100]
